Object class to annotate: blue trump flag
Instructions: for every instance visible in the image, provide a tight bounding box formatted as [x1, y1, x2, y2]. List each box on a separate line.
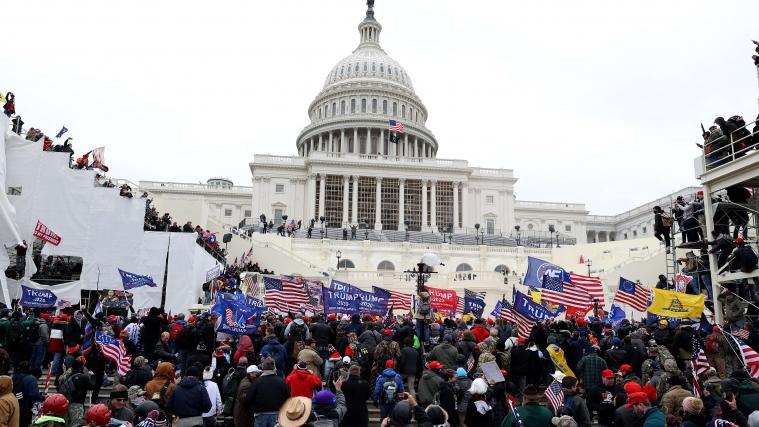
[329, 280, 387, 315]
[609, 303, 626, 326]
[490, 300, 502, 317]
[211, 292, 262, 336]
[118, 269, 157, 290]
[19, 285, 58, 308]
[524, 256, 569, 289]
[513, 290, 555, 322]
[463, 297, 485, 317]
[323, 284, 360, 314]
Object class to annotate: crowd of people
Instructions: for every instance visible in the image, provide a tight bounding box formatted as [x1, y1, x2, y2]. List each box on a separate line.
[700, 114, 759, 170]
[2, 285, 759, 427]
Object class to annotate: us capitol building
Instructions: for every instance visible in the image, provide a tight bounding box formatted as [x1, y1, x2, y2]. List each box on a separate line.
[139, 2, 699, 252]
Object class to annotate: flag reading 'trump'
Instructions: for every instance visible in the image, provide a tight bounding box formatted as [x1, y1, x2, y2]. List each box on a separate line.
[118, 269, 157, 290]
[33, 220, 61, 246]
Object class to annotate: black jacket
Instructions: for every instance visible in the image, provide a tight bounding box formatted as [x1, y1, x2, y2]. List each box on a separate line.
[398, 347, 419, 375]
[310, 322, 334, 349]
[438, 381, 458, 427]
[244, 372, 290, 413]
[588, 383, 624, 425]
[166, 376, 212, 418]
[509, 346, 530, 373]
[341, 374, 371, 426]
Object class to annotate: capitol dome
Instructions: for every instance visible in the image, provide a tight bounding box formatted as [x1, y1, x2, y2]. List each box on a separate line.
[296, 3, 437, 159]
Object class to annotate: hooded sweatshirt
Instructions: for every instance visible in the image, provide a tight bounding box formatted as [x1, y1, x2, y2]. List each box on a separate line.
[0, 376, 19, 427]
[144, 362, 176, 406]
[372, 368, 404, 402]
[286, 368, 322, 398]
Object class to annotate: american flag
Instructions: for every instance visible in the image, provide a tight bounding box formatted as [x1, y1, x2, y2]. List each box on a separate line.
[712, 420, 740, 427]
[466, 354, 475, 373]
[690, 331, 709, 396]
[465, 289, 486, 302]
[506, 398, 525, 427]
[615, 277, 651, 312]
[497, 299, 516, 324]
[540, 275, 592, 308]
[545, 380, 564, 414]
[733, 329, 750, 341]
[264, 277, 310, 314]
[388, 120, 405, 133]
[373, 286, 412, 311]
[726, 334, 759, 379]
[244, 274, 259, 297]
[95, 332, 132, 376]
[456, 296, 464, 314]
[569, 273, 605, 308]
[82, 301, 103, 355]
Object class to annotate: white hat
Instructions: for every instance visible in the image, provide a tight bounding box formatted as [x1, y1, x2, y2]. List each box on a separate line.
[550, 371, 566, 382]
[246, 365, 262, 374]
[342, 356, 351, 364]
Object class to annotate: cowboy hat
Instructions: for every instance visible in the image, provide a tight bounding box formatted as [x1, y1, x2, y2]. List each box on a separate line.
[278, 397, 312, 427]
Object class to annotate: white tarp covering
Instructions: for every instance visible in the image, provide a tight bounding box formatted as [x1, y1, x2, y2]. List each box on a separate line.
[1, 125, 218, 313]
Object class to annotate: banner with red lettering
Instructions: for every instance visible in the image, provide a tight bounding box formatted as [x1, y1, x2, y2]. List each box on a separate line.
[33, 220, 61, 246]
[426, 286, 457, 312]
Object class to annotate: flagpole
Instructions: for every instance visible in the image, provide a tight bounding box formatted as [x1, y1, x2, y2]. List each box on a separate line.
[160, 233, 171, 310]
[721, 328, 755, 378]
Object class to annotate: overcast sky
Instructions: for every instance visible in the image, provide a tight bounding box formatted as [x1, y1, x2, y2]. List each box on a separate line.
[3, 1, 758, 215]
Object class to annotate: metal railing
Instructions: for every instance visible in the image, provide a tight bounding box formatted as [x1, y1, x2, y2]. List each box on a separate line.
[701, 117, 759, 170]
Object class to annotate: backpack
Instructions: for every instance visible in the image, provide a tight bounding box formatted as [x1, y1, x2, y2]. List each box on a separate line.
[660, 213, 673, 228]
[150, 380, 171, 407]
[706, 335, 720, 354]
[380, 375, 398, 404]
[58, 373, 85, 401]
[288, 323, 306, 342]
[169, 322, 185, 341]
[6, 321, 22, 349]
[729, 115, 746, 128]
[418, 300, 431, 316]
[313, 414, 336, 427]
[222, 368, 242, 397]
[737, 246, 758, 273]
[355, 345, 370, 366]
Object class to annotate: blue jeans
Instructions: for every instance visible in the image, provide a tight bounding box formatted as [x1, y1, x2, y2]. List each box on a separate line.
[415, 322, 430, 345]
[30, 343, 47, 371]
[254, 413, 278, 427]
[379, 402, 396, 420]
[51, 352, 64, 376]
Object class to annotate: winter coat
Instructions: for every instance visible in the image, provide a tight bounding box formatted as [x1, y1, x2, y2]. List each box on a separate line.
[501, 402, 552, 427]
[0, 376, 19, 427]
[296, 347, 324, 378]
[456, 335, 477, 360]
[660, 385, 693, 418]
[398, 346, 419, 375]
[166, 376, 211, 418]
[642, 407, 666, 427]
[234, 377, 253, 427]
[358, 329, 382, 355]
[437, 381, 458, 426]
[588, 383, 624, 425]
[372, 369, 404, 402]
[202, 379, 222, 418]
[427, 342, 458, 371]
[286, 369, 322, 398]
[311, 390, 348, 427]
[341, 374, 371, 426]
[11, 372, 41, 427]
[244, 371, 290, 413]
[260, 338, 287, 375]
[233, 335, 254, 365]
[562, 389, 592, 427]
[144, 362, 176, 406]
[417, 370, 444, 407]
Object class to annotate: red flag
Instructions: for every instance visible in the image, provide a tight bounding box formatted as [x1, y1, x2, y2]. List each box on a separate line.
[33, 220, 61, 246]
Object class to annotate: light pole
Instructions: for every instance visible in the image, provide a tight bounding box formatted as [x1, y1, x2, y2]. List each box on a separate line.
[404, 220, 410, 242]
[585, 258, 592, 276]
[474, 223, 480, 245]
[548, 224, 555, 248]
[514, 225, 521, 246]
[556, 231, 561, 248]
[336, 250, 342, 270]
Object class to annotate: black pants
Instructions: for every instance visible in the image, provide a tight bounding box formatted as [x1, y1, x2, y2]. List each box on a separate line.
[655, 228, 671, 247]
[683, 217, 703, 243]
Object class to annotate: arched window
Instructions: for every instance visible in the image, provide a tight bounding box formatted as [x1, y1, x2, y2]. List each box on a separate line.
[351, 99, 356, 113]
[372, 99, 377, 113]
[401, 105, 406, 118]
[527, 224, 534, 230]
[318, 108, 321, 119]
[361, 98, 367, 113]
[456, 263, 473, 272]
[382, 100, 387, 115]
[389, 67, 393, 76]
[364, 62, 367, 72]
[377, 261, 395, 271]
[332, 102, 336, 117]
[372, 62, 376, 72]
[341, 100, 346, 114]
[494, 265, 510, 275]
[392, 102, 397, 116]
[338, 259, 355, 269]
[409, 107, 413, 121]
[340, 66, 344, 76]
[380, 64, 384, 73]
[355, 64, 359, 73]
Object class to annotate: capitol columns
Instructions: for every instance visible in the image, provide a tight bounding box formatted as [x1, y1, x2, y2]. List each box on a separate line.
[329, 132, 334, 153]
[318, 173, 326, 221]
[353, 128, 358, 154]
[404, 134, 409, 157]
[318, 134, 323, 152]
[340, 129, 346, 154]
[305, 173, 317, 222]
[374, 177, 382, 230]
[379, 129, 384, 155]
[453, 181, 460, 232]
[351, 176, 359, 224]
[342, 175, 350, 226]
[398, 178, 405, 230]
[421, 180, 428, 231]
[430, 179, 437, 231]
[461, 181, 469, 230]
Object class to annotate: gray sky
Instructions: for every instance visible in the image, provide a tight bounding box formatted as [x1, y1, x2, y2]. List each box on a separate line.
[3, 1, 758, 215]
